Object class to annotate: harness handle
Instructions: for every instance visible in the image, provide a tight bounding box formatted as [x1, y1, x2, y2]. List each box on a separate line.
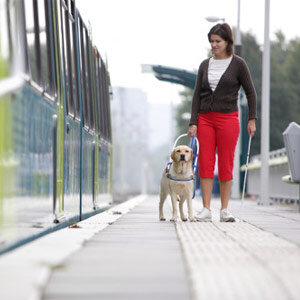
[169, 133, 199, 174]
[166, 134, 199, 198]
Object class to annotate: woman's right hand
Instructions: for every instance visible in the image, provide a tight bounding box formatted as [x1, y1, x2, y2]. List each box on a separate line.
[187, 125, 197, 137]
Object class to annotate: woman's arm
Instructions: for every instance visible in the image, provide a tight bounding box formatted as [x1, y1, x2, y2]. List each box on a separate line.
[239, 59, 257, 121]
[189, 64, 203, 127]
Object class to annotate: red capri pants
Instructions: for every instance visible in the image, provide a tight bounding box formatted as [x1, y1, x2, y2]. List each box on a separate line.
[197, 111, 240, 181]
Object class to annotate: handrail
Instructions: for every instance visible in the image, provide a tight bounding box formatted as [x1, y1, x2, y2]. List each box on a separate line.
[250, 147, 286, 162]
[241, 156, 288, 171]
[241, 147, 288, 171]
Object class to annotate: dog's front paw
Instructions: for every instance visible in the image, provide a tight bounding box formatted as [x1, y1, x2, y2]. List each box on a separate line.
[189, 217, 197, 222]
[181, 217, 188, 222]
[159, 217, 166, 221]
[170, 217, 178, 222]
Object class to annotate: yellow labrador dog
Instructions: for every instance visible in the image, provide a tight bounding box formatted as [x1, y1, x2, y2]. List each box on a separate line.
[159, 145, 196, 222]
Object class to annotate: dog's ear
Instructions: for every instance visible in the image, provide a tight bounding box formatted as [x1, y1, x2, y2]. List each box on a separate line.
[171, 149, 176, 161]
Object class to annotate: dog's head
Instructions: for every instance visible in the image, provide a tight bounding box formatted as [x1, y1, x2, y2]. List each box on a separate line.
[171, 145, 193, 163]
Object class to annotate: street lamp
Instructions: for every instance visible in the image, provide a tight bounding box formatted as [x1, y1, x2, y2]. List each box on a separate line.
[205, 16, 225, 23]
[232, 0, 242, 199]
[181, 112, 191, 120]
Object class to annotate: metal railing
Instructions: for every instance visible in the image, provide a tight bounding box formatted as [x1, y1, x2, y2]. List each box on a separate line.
[243, 147, 299, 206]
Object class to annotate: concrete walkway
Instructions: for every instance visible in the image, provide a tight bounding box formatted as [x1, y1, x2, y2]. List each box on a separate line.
[1, 195, 300, 300]
[42, 196, 191, 300]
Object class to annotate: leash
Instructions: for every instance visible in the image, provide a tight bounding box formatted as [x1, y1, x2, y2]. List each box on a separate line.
[189, 135, 199, 173]
[189, 135, 198, 198]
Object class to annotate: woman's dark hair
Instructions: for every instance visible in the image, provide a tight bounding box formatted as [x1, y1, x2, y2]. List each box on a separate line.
[208, 23, 234, 56]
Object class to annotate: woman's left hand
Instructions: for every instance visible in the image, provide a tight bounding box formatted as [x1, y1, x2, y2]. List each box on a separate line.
[248, 119, 256, 137]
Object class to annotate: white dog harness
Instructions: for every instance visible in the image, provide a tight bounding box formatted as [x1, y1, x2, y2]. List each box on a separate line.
[165, 135, 199, 197]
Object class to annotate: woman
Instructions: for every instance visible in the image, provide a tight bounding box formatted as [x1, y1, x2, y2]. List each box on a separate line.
[187, 23, 257, 222]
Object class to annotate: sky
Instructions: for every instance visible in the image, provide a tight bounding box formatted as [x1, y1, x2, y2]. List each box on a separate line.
[76, 0, 300, 106]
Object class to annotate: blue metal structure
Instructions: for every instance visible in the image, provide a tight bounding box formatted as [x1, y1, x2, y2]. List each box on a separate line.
[151, 65, 196, 89]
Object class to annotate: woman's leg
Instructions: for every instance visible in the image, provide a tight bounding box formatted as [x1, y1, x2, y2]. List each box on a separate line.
[215, 112, 240, 207]
[220, 180, 232, 209]
[197, 113, 216, 209]
[200, 177, 214, 209]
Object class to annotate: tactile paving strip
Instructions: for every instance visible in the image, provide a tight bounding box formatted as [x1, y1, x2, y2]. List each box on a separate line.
[176, 206, 300, 300]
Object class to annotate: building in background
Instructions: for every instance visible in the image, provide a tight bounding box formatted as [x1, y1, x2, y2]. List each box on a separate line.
[111, 87, 149, 199]
[147, 103, 173, 192]
[111, 86, 174, 199]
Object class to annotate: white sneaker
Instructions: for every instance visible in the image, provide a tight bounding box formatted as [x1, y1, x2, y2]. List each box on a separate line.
[195, 208, 212, 222]
[220, 208, 235, 222]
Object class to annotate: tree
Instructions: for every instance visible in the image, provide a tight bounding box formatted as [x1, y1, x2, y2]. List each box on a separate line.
[239, 31, 262, 155]
[284, 36, 300, 124]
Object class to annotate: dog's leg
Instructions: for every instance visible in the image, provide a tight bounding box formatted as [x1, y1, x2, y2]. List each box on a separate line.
[170, 193, 178, 222]
[179, 198, 188, 222]
[159, 189, 167, 221]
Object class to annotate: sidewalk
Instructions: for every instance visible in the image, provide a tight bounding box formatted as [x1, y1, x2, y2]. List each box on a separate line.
[42, 196, 191, 300]
[180, 198, 300, 299]
[1, 195, 300, 300]
[228, 199, 300, 245]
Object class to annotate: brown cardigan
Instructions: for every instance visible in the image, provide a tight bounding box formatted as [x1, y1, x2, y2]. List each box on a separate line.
[189, 54, 257, 126]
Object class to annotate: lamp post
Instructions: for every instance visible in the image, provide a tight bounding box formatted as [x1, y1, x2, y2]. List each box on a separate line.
[260, 0, 271, 205]
[235, 0, 242, 56]
[232, 0, 242, 199]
